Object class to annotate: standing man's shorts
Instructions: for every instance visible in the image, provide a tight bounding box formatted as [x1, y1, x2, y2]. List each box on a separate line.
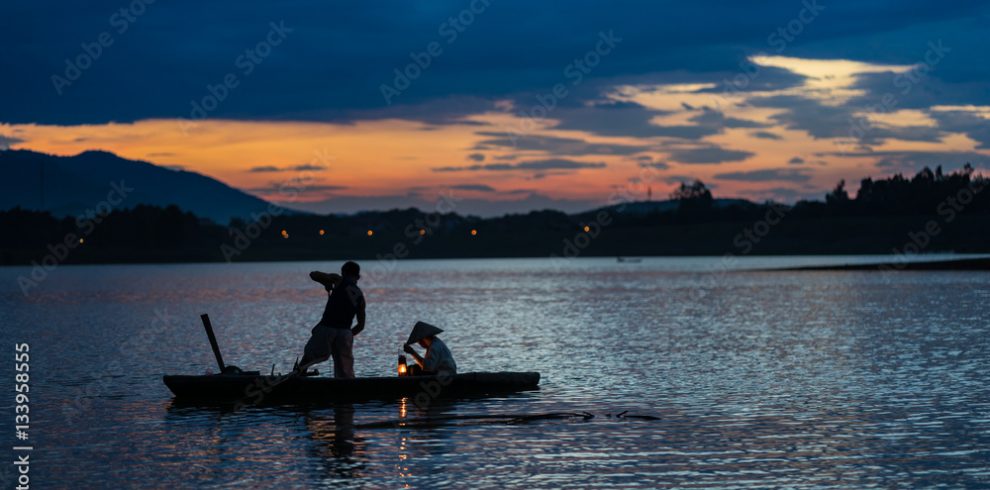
[301, 325, 355, 378]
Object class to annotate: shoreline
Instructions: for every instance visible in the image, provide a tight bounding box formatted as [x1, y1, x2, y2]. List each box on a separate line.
[772, 257, 990, 271]
[2, 254, 989, 270]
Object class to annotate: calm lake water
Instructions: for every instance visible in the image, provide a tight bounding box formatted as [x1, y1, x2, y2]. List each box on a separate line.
[2, 256, 989, 488]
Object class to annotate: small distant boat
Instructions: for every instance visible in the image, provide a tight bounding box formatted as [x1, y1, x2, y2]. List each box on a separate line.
[164, 371, 541, 404]
[616, 256, 642, 263]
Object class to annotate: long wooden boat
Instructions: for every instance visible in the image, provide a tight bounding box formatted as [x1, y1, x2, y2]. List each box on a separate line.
[163, 371, 541, 405]
[167, 314, 538, 405]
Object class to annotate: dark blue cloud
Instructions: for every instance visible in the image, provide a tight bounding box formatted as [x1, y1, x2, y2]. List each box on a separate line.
[751, 93, 945, 147]
[715, 168, 813, 182]
[928, 109, 990, 149]
[819, 150, 990, 172]
[794, 7, 990, 86]
[248, 164, 327, 172]
[247, 183, 346, 194]
[668, 145, 754, 164]
[751, 131, 782, 140]
[551, 102, 769, 140]
[552, 102, 719, 139]
[0, 134, 24, 149]
[636, 156, 669, 170]
[2, 0, 988, 125]
[688, 107, 767, 129]
[450, 183, 496, 192]
[433, 158, 605, 172]
[750, 94, 868, 140]
[471, 132, 648, 155]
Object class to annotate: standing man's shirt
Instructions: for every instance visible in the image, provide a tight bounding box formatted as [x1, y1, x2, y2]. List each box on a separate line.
[424, 338, 457, 375]
[320, 277, 365, 329]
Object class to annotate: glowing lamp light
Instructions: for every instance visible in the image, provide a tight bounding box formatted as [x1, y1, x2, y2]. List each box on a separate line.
[280, 229, 289, 239]
[419, 228, 426, 236]
[78, 238, 85, 244]
[319, 229, 326, 236]
[583, 225, 591, 233]
[367, 229, 374, 237]
[470, 229, 478, 236]
[398, 354, 408, 376]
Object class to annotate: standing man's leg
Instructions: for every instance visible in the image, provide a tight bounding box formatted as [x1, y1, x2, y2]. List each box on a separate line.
[299, 324, 331, 371]
[330, 329, 355, 378]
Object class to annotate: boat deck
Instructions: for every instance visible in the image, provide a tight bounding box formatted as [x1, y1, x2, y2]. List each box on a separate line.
[164, 371, 541, 405]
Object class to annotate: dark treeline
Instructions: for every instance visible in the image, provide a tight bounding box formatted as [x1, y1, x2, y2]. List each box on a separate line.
[2, 166, 988, 265]
[595, 164, 990, 225]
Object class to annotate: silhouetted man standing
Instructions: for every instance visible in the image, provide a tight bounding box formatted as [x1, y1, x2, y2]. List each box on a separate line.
[298, 261, 365, 378]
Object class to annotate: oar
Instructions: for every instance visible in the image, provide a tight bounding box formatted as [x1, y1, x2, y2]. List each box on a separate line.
[200, 314, 226, 373]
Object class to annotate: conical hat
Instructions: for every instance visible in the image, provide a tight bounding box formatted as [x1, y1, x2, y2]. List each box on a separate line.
[406, 321, 443, 345]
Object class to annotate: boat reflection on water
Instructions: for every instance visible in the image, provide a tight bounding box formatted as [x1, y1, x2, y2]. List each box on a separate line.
[301, 396, 461, 485]
[305, 403, 357, 458]
[303, 403, 366, 480]
[163, 391, 502, 484]
[163, 400, 371, 481]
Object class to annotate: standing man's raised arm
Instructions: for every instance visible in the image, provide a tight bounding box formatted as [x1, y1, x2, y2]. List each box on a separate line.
[310, 271, 342, 290]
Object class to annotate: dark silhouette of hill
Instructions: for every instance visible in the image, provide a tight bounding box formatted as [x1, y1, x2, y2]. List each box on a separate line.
[0, 149, 285, 224]
[0, 164, 987, 264]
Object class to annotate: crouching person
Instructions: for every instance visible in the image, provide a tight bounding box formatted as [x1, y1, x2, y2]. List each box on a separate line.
[403, 321, 457, 376]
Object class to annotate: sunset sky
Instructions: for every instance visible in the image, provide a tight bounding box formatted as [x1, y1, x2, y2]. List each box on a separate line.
[2, 1, 989, 215]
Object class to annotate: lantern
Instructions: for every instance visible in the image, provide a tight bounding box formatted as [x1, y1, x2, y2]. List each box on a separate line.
[398, 354, 408, 376]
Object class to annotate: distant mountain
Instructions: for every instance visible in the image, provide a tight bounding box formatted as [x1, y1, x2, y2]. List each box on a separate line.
[0, 149, 286, 224]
